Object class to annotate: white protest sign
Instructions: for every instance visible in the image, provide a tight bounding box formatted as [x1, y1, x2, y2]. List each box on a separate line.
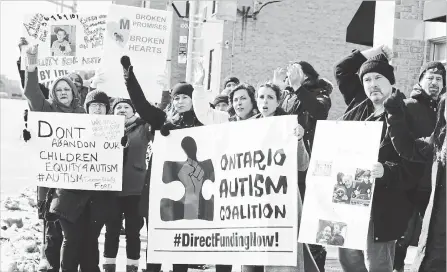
[147, 116, 298, 266]
[298, 121, 383, 250]
[21, 13, 106, 70]
[36, 69, 69, 89]
[26, 112, 125, 191]
[98, 4, 172, 103]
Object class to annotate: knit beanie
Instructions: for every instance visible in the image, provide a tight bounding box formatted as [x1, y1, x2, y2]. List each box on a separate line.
[359, 54, 395, 85]
[84, 90, 110, 113]
[223, 76, 240, 88]
[112, 98, 135, 113]
[419, 61, 446, 86]
[171, 82, 194, 98]
[213, 95, 229, 107]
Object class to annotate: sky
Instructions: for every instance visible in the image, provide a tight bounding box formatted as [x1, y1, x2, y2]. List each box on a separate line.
[0, 0, 112, 80]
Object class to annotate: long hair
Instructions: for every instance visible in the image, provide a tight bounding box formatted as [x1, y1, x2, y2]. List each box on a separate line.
[227, 83, 259, 118]
[430, 94, 446, 162]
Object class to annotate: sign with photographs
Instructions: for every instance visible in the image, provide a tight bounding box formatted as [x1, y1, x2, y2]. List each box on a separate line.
[298, 121, 383, 250]
[21, 13, 106, 70]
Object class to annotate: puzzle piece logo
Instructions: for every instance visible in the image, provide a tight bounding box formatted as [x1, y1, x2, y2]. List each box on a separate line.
[161, 136, 214, 221]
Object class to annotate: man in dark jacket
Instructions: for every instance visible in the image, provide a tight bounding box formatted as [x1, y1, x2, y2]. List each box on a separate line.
[334, 45, 424, 271]
[393, 61, 446, 272]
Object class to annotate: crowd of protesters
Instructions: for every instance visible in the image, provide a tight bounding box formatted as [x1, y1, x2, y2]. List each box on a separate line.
[16, 34, 445, 272]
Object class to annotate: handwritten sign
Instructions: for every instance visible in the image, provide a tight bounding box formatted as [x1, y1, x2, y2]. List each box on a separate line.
[147, 116, 298, 266]
[26, 112, 125, 191]
[21, 13, 106, 70]
[98, 5, 173, 103]
[298, 121, 383, 250]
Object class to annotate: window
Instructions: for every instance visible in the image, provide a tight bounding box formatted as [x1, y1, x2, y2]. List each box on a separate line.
[207, 49, 214, 90]
[430, 38, 446, 64]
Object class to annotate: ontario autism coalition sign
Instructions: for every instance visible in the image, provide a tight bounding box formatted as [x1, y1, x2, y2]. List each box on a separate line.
[147, 116, 299, 266]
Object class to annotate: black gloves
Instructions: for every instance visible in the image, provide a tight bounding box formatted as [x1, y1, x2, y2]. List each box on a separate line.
[384, 89, 405, 115]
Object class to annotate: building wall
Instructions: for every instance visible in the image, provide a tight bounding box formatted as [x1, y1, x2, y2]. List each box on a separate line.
[215, 0, 371, 120]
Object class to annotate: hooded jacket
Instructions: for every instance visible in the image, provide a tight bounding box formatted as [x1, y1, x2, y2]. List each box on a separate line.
[280, 78, 332, 152]
[334, 49, 425, 242]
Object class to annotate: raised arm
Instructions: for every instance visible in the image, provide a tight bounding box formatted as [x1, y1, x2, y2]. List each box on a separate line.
[192, 85, 230, 125]
[384, 90, 434, 163]
[120, 56, 166, 130]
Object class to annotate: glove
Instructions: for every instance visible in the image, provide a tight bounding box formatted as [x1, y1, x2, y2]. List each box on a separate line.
[120, 55, 131, 70]
[23, 129, 31, 142]
[160, 123, 174, 136]
[384, 89, 405, 115]
[121, 135, 128, 147]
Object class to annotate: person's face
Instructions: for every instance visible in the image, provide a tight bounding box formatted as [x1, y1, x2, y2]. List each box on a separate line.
[363, 72, 393, 105]
[257, 86, 279, 117]
[215, 102, 229, 112]
[68, 75, 82, 92]
[323, 226, 332, 239]
[56, 30, 66, 42]
[114, 102, 134, 119]
[54, 80, 73, 106]
[333, 225, 341, 235]
[173, 94, 193, 113]
[232, 89, 254, 120]
[343, 175, 353, 187]
[420, 70, 444, 100]
[88, 103, 107, 115]
[224, 82, 238, 94]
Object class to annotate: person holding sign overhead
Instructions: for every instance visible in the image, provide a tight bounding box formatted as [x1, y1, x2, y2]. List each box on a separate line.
[24, 44, 114, 272]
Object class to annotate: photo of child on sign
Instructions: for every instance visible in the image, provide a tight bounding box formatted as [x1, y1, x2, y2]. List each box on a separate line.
[316, 219, 347, 246]
[50, 25, 76, 56]
[350, 168, 373, 206]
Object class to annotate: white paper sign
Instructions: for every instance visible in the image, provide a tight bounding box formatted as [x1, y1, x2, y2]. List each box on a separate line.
[98, 5, 173, 103]
[21, 13, 106, 70]
[27, 112, 125, 191]
[147, 116, 299, 266]
[298, 121, 383, 250]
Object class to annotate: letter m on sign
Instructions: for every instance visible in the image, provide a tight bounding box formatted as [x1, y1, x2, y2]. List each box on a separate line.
[120, 19, 130, 30]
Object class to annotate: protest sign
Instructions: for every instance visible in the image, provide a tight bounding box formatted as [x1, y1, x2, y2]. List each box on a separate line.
[97, 4, 173, 103]
[26, 112, 125, 191]
[147, 116, 299, 266]
[36, 69, 69, 89]
[298, 121, 383, 250]
[21, 13, 106, 70]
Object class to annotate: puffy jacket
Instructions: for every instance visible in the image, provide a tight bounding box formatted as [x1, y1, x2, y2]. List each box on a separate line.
[334, 49, 425, 242]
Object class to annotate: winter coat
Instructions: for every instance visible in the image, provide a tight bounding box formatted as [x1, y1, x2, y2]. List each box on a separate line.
[119, 117, 153, 197]
[17, 57, 49, 98]
[403, 84, 446, 194]
[384, 97, 446, 272]
[280, 78, 332, 152]
[334, 50, 425, 242]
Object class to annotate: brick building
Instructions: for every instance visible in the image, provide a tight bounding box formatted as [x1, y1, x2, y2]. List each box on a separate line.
[113, 0, 446, 119]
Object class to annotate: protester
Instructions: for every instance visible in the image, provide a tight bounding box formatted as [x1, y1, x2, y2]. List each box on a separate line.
[68, 72, 89, 106]
[120, 55, 206, 272]
[391, 61, 446, 272]
[103, 98, 152, 272]
[24, 44, 115, 272]
[274, 62, 332, 271]
[334, 45, 424, 271]
[16, 38, 57, 272]
[193, 82, 258, 124]
[384, 91, 446, 272]
[221, 76, 240, 95]
[213, 94, 229, 111]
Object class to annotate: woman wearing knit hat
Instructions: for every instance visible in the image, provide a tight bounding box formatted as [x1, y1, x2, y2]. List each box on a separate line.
[119, 55, 206, 272]
[212, 94, 229, 112]
[84, 90, 110, 115]
[102, 97, 153, 272]
[23, 45, 115, 272]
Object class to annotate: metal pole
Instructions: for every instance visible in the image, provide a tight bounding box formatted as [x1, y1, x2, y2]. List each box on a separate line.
[185, 0, 203, 83]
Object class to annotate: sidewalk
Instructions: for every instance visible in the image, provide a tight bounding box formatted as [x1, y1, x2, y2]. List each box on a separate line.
[103, 226, 416, 272]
